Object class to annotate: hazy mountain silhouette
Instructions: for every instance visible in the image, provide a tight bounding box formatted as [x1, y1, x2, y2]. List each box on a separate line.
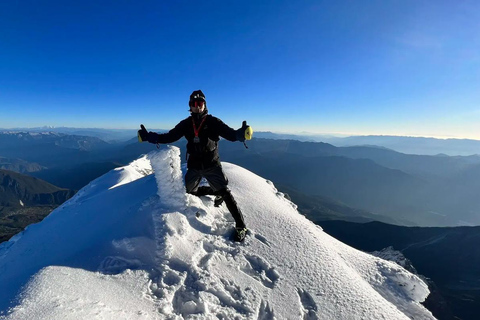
[219, 138, 480, 226]
[30, 162, 123, 190]
[2, 132, 480, 227]
[0, 132, 113, 167]
[0, 157, 45, 173]
[220, 137, 480, 179]
[275, 184, 401, 224]
[323, 135, 480, 156]
[254, 132, 480, 156]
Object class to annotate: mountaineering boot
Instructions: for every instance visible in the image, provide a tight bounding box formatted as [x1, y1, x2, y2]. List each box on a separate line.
[195, 186, 215, 197]
[214, 195, 224, 207]
[233, 227, 248, 242]
[218, 188, 246, 229]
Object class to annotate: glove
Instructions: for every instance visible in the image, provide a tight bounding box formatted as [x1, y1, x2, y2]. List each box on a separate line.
[236, 121, 253, 142]
[137, 124, 149, 142]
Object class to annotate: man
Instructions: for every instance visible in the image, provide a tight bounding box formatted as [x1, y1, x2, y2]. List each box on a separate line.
[138, 90, 252, 242]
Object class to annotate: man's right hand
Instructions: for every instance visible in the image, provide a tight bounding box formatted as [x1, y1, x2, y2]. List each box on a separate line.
[138, 124, 149, 142]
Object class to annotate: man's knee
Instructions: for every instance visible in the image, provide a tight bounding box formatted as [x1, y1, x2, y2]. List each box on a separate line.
[185, 182, 197, 194]
[192, 186, 214, 197]
[185, 172, 201, 194]
[215, 187, 230, 197]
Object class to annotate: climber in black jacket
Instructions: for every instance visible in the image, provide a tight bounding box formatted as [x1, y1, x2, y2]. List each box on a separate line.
[138, 90, 252, 242]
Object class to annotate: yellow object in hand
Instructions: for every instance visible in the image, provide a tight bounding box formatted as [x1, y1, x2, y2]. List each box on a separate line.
[245, 126, 253, 140]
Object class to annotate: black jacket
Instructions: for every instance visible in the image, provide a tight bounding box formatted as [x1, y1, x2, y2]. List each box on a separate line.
[148, 111, 239, 169]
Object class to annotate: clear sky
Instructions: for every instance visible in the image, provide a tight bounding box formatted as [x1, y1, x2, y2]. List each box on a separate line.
[1, 0, 479, 139]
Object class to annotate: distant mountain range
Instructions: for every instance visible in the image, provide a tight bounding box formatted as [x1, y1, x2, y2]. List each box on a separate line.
[276, 184, 400, 225]
[0, 131, 112, 168]
[322, 135, 480, 156]
[219, 138, 480, 227]
[3, 128, 479, 155]
[2, 131, 480, 227]
[0, 156, 45, 173]
[254, 132, 480, 156]
[0, 127, 138, 142]
[31, 162, 123, 190]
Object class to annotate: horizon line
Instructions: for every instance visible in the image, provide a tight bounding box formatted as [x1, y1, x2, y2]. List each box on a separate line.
[1, 126, 480, 142]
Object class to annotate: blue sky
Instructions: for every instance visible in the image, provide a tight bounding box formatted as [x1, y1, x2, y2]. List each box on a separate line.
[1, 0, 479, 139]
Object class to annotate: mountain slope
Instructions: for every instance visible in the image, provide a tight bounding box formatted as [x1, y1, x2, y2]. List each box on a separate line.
[0, 147, 433, 319]
[320, 220, 480, 320]
[0, 169, 74, 209]
[30, 161, 123, 190]
[0, 131, 114, 168]
[0, 169, 75, 243]
[219, 138, 480, 226]
[0, 157, 45, 173]
[275, 184, 400, 224]
[223, 151, 430, 226]
[323, 135, 480, 156]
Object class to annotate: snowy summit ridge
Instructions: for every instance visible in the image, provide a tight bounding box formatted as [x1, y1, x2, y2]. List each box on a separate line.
[0, 146, 434, 319]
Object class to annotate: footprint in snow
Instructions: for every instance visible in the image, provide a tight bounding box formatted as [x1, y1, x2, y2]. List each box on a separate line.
[297, 288, 319, 320]
[98, 256, 142, 274]
[254, 233, 272, 247]
[257, 300, 275, 320]
[240, 254, 280, 289]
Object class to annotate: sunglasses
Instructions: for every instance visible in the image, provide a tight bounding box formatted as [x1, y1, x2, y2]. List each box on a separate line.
[193, 100, 205, 108]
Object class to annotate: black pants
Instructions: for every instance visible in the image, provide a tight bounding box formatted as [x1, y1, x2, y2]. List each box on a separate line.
[185, 165, 246, 229]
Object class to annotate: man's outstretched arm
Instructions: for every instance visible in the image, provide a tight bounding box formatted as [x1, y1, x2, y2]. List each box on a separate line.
[215, 118, 252, 142]
[138, 122, 185, 144]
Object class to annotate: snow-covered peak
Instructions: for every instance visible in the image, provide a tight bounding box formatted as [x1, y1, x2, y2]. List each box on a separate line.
[0, 131, 61, 136]
[0, 147, 434, 319]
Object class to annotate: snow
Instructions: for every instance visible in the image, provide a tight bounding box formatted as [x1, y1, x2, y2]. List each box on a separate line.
[0, 146, 435, 319]
[371, 247, 411, 269]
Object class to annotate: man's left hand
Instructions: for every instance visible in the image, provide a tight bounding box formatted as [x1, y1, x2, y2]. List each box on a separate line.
[236, 121, 253, 142]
